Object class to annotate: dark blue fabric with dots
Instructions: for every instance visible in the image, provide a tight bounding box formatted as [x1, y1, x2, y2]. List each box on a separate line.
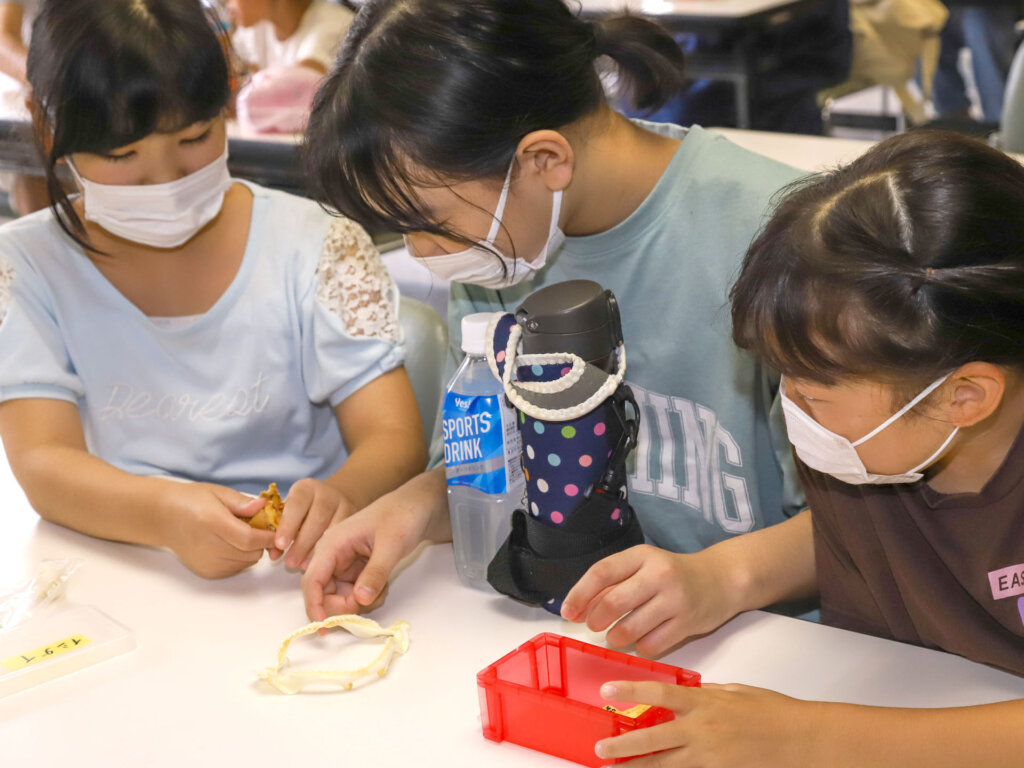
[490, 314, 631, 536]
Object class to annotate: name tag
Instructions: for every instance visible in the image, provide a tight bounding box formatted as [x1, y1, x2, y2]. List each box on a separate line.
[988, 563, 1024, 600]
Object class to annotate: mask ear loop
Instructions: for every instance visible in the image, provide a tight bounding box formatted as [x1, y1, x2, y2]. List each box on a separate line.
[257, 615, 411, 695]
[484, 157, 516, 245]
[851, 374, 951, 447]
[905, 425, 960, 475]
[65, 158, 86, 192]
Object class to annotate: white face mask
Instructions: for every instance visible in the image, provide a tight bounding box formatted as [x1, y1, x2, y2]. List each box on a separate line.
[781, 375, 959, 485]
[68, 142, 232, 249]
[411, 158, 565, 289]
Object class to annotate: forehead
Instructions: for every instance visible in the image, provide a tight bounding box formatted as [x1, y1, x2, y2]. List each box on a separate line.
[412, 174, 500, 199]
[788, 376, 895, 404]
[105, 117, 218, 147]
[411, 175, 503, 215]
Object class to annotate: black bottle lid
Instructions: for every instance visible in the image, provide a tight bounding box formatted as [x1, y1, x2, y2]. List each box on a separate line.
[515, 280, 622, 371]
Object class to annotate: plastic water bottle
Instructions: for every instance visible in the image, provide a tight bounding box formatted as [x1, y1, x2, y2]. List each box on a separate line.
[443, 313, 524, 590]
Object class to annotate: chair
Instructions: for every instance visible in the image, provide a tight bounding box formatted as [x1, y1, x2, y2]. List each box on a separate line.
[397, 296, 449, 442]
[999, 40, 1024, 153]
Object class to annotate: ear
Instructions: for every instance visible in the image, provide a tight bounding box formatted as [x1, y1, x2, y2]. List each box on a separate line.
[945, 362, 1006, 428]
[515, 130, 574, 193]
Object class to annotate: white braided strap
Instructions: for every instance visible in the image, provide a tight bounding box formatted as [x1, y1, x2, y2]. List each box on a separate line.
[500, 323, 627, 422]
[510, 353, 587, 393]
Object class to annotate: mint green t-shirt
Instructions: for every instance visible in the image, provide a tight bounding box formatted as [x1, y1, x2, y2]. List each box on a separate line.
[433, 123, 809, 554]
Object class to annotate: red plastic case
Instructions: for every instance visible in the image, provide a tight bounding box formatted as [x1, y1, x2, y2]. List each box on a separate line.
[477, 633, 701, 767]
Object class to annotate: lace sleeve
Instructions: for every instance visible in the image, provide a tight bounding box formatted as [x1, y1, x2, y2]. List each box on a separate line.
[315, 218, 400, 343]
[0, 255, 14, 327]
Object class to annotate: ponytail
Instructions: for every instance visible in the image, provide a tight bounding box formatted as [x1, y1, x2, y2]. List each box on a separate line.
[303, 0, 684, 237]
[593, 15, 686, 111]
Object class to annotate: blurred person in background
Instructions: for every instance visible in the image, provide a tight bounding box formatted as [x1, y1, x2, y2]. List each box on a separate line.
[933, 0, 1019, 122]
[228, 0, 353, 73]
[0, 0, 46, 214]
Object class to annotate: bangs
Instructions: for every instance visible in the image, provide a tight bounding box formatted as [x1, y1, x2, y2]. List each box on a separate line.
[731, 203, 943, 386]
[300, 0, 533, 240]
[733, 270, 887, 385]
[37, 2, 229, 158]
[25, 0, 232, 253]
[302, 97, 442, 236]
[301, 42, 507, 241]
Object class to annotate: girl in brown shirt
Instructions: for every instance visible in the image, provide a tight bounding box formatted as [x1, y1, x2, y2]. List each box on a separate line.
[561, 130, 1024, 766]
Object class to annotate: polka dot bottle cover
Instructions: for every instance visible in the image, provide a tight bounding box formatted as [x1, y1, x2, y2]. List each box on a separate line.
[490, 313, 630, 535]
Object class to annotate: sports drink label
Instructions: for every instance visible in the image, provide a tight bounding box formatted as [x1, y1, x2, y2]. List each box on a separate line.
[442, 392, 522, 494]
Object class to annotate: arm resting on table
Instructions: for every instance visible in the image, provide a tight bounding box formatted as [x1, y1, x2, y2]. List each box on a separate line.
[0, 398, 178, 546]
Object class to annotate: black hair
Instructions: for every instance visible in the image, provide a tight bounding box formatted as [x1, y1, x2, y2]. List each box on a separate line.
[731, 130, 1024, 395]
[27, 0, 231, 248]
[301, 0, 686, 246]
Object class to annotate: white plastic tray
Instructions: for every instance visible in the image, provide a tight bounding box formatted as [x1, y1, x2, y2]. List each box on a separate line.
[0, 604, 135, 698]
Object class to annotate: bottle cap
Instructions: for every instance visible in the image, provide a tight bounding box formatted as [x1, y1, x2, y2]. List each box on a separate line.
[461, 313, 493, 356]
[515, 280, 622, 371]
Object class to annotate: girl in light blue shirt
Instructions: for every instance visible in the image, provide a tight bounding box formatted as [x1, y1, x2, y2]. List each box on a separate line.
[0, 0, 426, 579]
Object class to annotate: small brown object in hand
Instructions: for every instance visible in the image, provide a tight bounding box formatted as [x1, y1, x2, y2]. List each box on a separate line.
[249, 483, 284, 531]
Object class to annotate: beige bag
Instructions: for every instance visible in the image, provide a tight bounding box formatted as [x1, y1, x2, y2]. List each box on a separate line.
[848, 0, 949, 122]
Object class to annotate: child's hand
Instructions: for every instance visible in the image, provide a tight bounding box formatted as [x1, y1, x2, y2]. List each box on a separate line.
[301, 474, 441, 620]
[561, 545, 737, 656]
[594, 680, 820, 767]
[163, 483, 277, 579]
[269, 479, 355, 570]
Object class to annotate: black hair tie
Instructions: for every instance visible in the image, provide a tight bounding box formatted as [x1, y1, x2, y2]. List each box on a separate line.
[910, 265, 937, 294]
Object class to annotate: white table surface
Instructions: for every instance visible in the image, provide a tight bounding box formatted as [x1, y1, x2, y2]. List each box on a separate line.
[4, 445, 1024, 767]
[714, 127, 1024, 171]
[712, 127, 874, 170]
[579, 0, 806, 21]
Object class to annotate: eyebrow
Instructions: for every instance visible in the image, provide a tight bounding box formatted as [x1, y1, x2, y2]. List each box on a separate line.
[155, 120, 214, 137]
[785, 379, 827, 400]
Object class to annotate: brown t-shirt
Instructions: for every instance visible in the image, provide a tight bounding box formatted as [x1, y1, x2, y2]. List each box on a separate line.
[799, 426, 1024, 676]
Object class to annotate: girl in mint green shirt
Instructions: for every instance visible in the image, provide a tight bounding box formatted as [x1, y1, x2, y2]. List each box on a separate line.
[299, 0, 808, 624]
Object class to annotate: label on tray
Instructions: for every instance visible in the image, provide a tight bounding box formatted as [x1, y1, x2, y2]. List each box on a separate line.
[604, 703, 652, 718]
[2, 634, 92, 671]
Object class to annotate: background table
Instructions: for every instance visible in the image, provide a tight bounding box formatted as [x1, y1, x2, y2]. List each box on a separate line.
[581, 0, 815, 24]
[4, 443, 1024, 766]
[713, 126, 1024, 170]
[713, 127, 873, 168]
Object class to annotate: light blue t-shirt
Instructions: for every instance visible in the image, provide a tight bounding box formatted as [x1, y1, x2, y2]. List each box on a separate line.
[434, 124, 810, 554]
[0, 181, 404, 495]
